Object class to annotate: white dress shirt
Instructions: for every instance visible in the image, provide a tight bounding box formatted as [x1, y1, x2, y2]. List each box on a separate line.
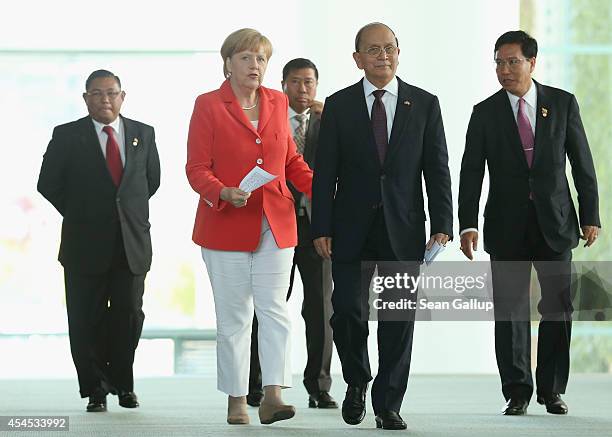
[363, 76, 398, 141]
[460, 80, 538, 237]
[91, 117, 126, 166]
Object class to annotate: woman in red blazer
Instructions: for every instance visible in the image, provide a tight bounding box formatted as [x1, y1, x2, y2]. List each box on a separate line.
[186, 29, 312, 426]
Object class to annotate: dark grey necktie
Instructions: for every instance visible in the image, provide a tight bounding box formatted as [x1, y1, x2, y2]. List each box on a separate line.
[372, 89, 388, 164]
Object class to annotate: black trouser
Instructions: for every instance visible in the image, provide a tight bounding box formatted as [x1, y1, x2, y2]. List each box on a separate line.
[331, 208, 418, 415]
[64, 231, 145, 398]
[249, 215, 334, 394]
[491, 202, 573, 401]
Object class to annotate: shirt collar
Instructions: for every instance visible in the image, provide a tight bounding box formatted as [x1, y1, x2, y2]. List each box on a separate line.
[288, 106, 310, 120]
[363, 76, 398, 98]
[506, 79, 537, 109]
[92, 116, 122, 135]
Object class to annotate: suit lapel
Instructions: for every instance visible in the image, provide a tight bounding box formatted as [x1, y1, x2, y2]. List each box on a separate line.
[385, 78, 413, 166]
[122, 116, 138, 181]
[303, 115, 319, 167]
[350, 80, 381, 171]
[220, 79, 259, 136]
[532, 81, 550, 169]
[494, 90, 529, 170]
[257, 87, 274, 134]
[78, 117, 116, 184]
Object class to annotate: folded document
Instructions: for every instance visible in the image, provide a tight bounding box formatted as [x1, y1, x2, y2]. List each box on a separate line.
[239, 166, 277, 192]
[424, 241, 445, 265]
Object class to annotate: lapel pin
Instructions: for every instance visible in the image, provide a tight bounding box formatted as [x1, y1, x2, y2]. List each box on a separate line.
[132, 137, 139, 147]
[403, 100, 411, 106]
[541, 107, 548, 118]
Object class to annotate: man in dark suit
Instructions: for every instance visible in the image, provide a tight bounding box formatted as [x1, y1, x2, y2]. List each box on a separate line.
[311, 23, 453, 430]
[458, 31, 600, 416]
[247, 58, 337, 410]
[37, 69, 160, 412]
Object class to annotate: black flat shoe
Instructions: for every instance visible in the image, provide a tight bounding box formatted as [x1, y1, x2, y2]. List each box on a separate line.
[375, 410, 407, 430]
[342, 384, 368, 425]
[537, 393, 568, 415]
[309, 391, 338, 409]
[246, 390, 264, 407]
[86, 388, 107, 412]
[118, 391, 139, 408]
[502, 398, 529, 415]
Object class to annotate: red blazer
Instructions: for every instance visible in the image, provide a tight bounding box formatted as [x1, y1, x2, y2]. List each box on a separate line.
[187, 80, 313, 251]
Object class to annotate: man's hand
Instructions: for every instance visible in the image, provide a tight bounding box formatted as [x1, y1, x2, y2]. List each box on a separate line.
[220, 187, 251, 208]
[426, 233, 449, 249]
[314, 236, 332, 259]
[581, 225, 599, 247]
[309, 100, 324, 117]
[460, 231, 478, 260]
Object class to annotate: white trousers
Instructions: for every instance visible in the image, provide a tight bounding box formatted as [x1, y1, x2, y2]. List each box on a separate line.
[201, 217, 293, 396]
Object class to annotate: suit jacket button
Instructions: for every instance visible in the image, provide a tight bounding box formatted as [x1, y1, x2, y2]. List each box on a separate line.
[255, 138, 262, 144]
[256, 158, 263, 165]
[380, 174, 386, 180]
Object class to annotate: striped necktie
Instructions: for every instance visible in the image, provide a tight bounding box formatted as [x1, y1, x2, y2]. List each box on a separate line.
[293, 113, 307, 154]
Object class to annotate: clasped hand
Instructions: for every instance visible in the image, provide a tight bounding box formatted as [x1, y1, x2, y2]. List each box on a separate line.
[220, 187, 251, 208]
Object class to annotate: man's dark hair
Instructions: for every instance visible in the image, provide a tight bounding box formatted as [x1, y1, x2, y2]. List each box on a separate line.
[282, 58, 319, 82]
[494, 31, 538, 59]
[85, 69, 121, 91]
[354, 22, 399, 52]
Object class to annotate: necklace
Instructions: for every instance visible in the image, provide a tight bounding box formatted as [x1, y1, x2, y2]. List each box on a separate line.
[241, 96, 259, 110]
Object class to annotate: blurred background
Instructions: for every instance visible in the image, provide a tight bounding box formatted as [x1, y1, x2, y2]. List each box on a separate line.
[0, 0, 610, 381]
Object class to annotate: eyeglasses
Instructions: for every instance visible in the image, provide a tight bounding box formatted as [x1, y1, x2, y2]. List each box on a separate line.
[86, 90, 123, 100]
[494, 58, 530, 70]
[287, 78, 317, 89]
[362, 45, 398, 57]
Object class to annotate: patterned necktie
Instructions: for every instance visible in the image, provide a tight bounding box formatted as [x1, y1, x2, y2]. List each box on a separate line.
[372, 89, 388, 164]
[517, 98, 534, 167]
[103, 125, 123, 186]
[293, 113, 307, 154]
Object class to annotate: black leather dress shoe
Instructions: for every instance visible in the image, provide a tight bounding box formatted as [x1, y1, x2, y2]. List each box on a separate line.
[342, 384, 368, 425]
[118, 391, 139, 408]
[308, 391, 338, 409]
[375, 410, 407, 430]
[502, 398, 529, 415]
[246, 390, 264, 407]
[86, 388, 107, 413]
[537, 393, 568, 415]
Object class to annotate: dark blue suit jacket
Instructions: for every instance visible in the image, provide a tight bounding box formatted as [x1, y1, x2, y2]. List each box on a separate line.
[312, 77, 453, 261]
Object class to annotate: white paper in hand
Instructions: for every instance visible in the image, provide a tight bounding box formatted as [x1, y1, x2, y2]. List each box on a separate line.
[424, 241, 445, 265]
[239, 166, 277, 192]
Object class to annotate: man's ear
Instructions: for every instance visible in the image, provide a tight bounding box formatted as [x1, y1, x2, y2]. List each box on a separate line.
[353, 52, 364, 70]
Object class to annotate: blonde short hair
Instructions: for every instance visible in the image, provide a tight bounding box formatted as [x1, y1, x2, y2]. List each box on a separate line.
[220, 28, 273, 78]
